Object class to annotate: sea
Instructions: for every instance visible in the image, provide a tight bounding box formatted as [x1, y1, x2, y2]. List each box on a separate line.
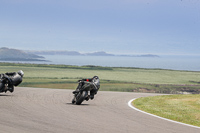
[1, 55, 200, 71]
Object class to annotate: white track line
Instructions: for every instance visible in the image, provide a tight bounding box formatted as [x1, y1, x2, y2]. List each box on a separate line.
[128, 98, 200, 129]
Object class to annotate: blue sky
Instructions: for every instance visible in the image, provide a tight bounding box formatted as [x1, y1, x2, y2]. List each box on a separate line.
[0, 0, 200, 55]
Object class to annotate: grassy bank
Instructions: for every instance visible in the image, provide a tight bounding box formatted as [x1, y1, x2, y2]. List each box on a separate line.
[133, 95, 200, 127]
[0, 62, 200, 93]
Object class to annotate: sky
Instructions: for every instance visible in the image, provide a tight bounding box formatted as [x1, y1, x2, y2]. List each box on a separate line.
[0, 0, 200, 55]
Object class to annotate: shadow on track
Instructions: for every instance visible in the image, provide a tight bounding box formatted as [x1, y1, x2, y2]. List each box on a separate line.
[0, 94, 11, 96]
[66, 103, 89, 106]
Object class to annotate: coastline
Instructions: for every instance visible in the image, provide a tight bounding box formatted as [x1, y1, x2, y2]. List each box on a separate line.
[0, 54, 199, 72]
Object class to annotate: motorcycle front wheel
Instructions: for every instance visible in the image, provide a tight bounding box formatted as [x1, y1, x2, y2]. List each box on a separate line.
[75, 91, 88, 105]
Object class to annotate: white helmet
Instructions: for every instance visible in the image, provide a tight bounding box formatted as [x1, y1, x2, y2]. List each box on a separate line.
[18, 70, 24, 77]
[92, 76, 100, 87]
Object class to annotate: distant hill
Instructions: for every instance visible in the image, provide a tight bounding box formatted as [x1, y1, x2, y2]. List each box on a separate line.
[27, 50, 159, 57]
[27, 50, 114, 56]
[28, 50, 82, 56]
[0, 47, 159, 62]
[0, 47, 46, 61]
[84, 51, 114, 56]
[119, 54, 160, 58]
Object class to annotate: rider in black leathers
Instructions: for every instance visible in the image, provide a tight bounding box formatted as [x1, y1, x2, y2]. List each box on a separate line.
[0, 70, 24, 93]
[73, 76, 100, 100]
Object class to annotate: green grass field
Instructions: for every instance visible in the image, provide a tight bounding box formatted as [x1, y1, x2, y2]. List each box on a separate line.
[0, 62, 200, 93]
[133, 94, 200, 127]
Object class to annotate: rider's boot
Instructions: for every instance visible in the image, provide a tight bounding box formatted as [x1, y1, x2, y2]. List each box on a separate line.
[90, 94, 94, 100]
[8, 86, 14, 93]
[90, 90, 96, 100]
[85, 96, 89, 101]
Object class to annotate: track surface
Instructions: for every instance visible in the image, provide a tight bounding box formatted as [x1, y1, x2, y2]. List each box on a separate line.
[0, 87, 199, 133]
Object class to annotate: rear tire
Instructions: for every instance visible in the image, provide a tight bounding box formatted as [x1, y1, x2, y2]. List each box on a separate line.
[76, 91, 88, 105]
[0, 82, 4, 92]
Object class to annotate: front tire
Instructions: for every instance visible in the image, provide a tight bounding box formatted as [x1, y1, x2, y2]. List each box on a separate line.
[75, 91, 88, 105]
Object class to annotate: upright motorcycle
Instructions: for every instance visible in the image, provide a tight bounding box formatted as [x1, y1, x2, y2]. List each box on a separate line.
[72, 77, 100, 105]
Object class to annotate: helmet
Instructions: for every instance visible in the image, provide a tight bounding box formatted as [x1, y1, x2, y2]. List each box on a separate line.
[18, 70, 24, 77]
[93, 76, 99, 79]
[92, 76, 100, 87]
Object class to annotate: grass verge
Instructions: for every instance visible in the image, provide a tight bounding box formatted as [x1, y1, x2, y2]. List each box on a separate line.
[133, 95, 200, 127]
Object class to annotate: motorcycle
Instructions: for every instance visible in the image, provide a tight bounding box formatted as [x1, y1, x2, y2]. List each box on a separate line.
[0, 76, 13, 93]
[0, 70, 24, 93]
[72, 77, 100, 105]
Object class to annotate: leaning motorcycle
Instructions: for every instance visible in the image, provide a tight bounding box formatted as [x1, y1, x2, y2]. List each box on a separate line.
[72, 78, 100, 105]
[0, 70, 24, 93]
[0, 76, 14, 93]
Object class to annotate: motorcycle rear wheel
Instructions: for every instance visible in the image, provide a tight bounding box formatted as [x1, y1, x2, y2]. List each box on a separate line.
[72, 96, 76, 104]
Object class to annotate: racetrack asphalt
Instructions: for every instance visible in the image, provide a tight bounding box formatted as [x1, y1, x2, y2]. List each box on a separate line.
[0, 87, 199, 133]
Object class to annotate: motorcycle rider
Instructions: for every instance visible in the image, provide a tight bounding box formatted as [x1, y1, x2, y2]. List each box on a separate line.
[73, 76, 100, 100]
[0, 70, 24, 92]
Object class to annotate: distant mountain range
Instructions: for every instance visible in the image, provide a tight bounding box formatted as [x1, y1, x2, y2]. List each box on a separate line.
[27, 50, 159, 57]
[0, 47, 159, 62]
